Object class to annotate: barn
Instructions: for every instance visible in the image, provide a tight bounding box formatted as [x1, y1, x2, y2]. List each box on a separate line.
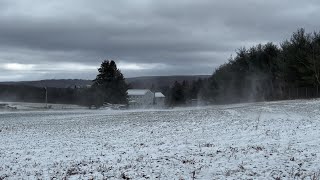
[128, 89, 154, 108]
[127, 89, 166, 108]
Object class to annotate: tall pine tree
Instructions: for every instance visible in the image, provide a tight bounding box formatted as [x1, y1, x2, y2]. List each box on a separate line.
[92, 60, 128, 107]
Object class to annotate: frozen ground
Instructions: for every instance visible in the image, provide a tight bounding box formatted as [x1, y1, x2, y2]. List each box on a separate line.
[1, 99, 320, 179]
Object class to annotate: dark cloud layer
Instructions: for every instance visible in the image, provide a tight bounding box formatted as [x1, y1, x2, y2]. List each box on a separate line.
[0, 0, 319, 81]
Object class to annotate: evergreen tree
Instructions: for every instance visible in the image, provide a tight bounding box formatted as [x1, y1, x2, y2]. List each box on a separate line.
[181, 80, 190, 101]
[281, 28, 320, 87]
[167, 81, 186, 106]
[92, 60, 128, 107]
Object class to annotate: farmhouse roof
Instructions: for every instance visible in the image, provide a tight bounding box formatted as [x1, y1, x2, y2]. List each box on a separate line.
[127, 89, 151, 96]
[155, 92, 165, 98]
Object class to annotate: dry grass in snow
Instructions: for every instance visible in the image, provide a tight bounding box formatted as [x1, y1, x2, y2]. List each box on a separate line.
[1, 99, 320, 179]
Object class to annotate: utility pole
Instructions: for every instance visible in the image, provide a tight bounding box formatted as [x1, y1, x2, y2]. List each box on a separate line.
[151, 84, 156, 105]
[44, 87, 48, 108]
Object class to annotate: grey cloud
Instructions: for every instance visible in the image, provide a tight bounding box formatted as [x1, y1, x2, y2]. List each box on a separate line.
[0, 0, 320, 81]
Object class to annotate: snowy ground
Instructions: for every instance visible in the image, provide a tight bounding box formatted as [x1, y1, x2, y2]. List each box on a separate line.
[1, 99, 320, 179]
[0, 101, 86, 111]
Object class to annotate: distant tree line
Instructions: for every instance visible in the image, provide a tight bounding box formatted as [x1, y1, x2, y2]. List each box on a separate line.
[165, 79, 207, 106]
[0, 84, 84, 105]
[166, 28, 320, 105]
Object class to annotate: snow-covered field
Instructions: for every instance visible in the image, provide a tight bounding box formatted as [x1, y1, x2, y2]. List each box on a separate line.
[1, 99, 320, 179]
[0, 101, 86, 111]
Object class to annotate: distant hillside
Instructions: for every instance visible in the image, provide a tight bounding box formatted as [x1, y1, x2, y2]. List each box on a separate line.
[0, 79, 92, 89]
[126, 75, 210, 89]
[0, 75, 210, 89]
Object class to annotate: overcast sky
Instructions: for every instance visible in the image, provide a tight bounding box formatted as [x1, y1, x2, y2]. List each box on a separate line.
[0, 0, 319, 81]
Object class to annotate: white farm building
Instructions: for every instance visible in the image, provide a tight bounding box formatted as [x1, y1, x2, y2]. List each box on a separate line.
[155, 92, 165, 108]
[127, 89, 165, 108]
